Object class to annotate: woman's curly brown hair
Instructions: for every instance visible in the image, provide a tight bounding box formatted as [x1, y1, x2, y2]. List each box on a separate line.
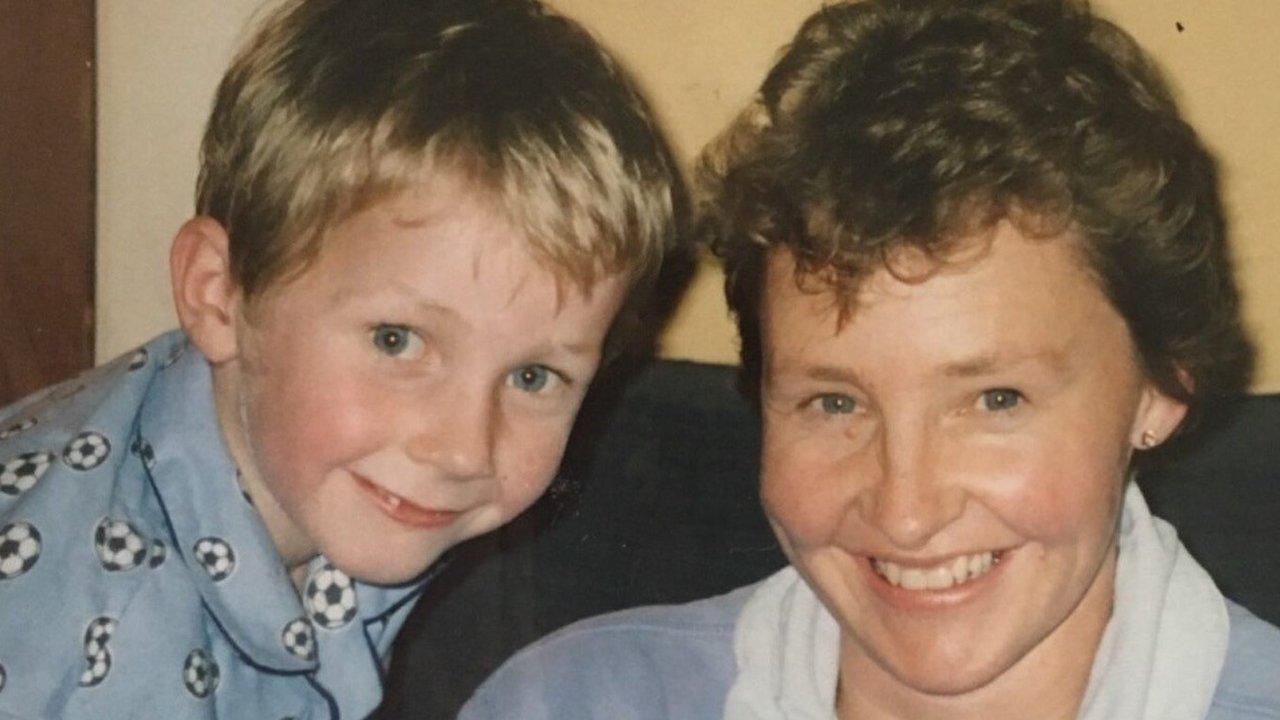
[701, 0, 1252, 424]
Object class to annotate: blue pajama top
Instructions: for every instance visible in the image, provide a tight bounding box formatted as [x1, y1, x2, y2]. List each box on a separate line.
[0, 331, 438, 719]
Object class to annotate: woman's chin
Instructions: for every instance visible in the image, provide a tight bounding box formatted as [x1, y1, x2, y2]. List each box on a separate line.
[844, 625, 1024, 700]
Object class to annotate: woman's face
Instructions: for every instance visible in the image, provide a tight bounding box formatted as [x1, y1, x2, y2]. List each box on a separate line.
[757, 222, 1185, 703]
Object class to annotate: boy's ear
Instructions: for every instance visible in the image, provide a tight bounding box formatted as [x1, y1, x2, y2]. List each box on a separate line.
[1131, 381, 1189, 450]
[170, 217, 241, 364]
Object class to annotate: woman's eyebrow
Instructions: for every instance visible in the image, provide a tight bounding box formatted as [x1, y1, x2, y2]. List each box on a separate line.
[762, 362, 864, 386]
[940, 348, 1070, 378]
[766, 347, 1072, 386]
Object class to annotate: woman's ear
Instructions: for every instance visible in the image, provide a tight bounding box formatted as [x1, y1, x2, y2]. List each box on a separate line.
[170, 217, 240, 364]
[1131, 381, 1189, 450]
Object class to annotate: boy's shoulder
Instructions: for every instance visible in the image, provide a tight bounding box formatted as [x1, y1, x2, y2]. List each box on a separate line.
[0, 332, 182, 523]
[1, 332, 193, 517]
[0, 330, 187, 444]
[0, 331, 195, 715]
[460, 581, 759, 720]
[1209, 601, 1280, 718]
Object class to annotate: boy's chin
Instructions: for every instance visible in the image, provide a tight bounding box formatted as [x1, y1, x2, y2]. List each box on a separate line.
[319, 542, 450, 588]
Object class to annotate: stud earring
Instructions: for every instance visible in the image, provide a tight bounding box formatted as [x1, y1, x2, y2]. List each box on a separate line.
[1139, 429, 1158, 449]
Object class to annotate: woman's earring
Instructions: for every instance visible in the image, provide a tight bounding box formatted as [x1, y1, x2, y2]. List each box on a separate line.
[1139, 429, 1158, 449]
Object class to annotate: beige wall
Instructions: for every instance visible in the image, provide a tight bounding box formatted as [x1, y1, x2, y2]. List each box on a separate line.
[97, 1, 1280, 392]
[96, 0, 267, 362]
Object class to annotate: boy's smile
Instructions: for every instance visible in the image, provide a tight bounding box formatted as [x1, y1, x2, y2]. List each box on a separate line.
[350, 472, 464, 529]
[206, 173, 628, 585]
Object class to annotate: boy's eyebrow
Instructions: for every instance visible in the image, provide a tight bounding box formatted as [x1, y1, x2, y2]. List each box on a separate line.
[390, 213, 432, 228]
[557, 340, 599, 356]
[327, 281, 463, 322]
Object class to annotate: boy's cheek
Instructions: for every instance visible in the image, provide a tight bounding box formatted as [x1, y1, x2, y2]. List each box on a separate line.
[243, 374, 384, 484]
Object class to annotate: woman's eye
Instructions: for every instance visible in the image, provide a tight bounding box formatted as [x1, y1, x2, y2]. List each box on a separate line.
[979, 388, 1023, 412]
[370, 324, 420, 358]
[814, 394, 856, 415]
[509, 365, 558, 393]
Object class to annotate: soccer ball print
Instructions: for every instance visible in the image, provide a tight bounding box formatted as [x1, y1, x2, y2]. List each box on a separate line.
[79, 652, 111, 688]
[63, 431, 111, 472]
[84, 616, 117, 658]
[79, 616, 118, 687]
[182, 648, 219, 698]
[0, 452, 54, 496]
[93, 518, 148, 571]
[148, 538, 167, 569]
[129, 435, 156, 470]
[0, 522, 41, 579]
[281, 617, 316, 661]
[0, 417, 36, 441]
[193, 537, 236, 581]
[304, 564, 358, 630]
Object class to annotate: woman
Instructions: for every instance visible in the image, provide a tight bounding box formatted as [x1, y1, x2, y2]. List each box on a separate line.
[461, 1, 1280, 717]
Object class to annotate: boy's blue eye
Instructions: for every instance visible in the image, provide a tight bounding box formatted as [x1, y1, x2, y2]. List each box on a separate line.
[371, 325, 414, 356]
[509, 365, 553, 393]
[817, 394, 856, 415]
[979, 388, 1022, 412]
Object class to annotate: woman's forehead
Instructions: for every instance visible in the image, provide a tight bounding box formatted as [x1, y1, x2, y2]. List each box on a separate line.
[760, 223, 1132, 377]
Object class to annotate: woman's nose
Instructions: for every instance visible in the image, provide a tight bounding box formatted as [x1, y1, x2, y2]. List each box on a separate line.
[856, 422, 965, 550]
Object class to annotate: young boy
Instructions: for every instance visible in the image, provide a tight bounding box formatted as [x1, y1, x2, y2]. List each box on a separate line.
[0, 0, 680, 717]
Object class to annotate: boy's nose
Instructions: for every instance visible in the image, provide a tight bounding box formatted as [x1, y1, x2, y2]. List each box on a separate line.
[855, 423, 965, 550]
[405, 392, 496, 481]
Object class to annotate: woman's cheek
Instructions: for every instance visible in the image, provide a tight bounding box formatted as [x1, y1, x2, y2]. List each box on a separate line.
[974, 447, 1124, 545]
[761, 446, 849, 549]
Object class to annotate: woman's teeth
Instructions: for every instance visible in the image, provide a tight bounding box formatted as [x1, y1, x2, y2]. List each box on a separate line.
[873, 551, 997, 590]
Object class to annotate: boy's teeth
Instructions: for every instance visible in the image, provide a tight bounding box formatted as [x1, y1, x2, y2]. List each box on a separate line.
[873, 551, 997, 590]
[377, 487, 402, 509]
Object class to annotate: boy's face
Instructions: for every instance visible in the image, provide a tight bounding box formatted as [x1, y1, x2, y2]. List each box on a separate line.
[213, 176, 628, 584]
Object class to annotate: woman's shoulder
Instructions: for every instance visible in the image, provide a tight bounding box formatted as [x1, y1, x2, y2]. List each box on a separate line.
[458, 581, 761, 720]
[1209, 601, 1280, 718]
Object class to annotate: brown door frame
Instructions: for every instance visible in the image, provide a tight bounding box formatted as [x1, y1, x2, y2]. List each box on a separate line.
[0, 0, 96, 405]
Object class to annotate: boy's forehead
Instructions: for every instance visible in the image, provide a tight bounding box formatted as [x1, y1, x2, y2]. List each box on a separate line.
[291, 179, 619, 310]
[320, 177, 507, 263]
[373, 169, 505, 226]
[353, 172, 620, 290]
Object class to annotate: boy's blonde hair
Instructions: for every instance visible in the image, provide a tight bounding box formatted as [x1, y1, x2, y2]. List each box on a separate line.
[197, 0, 682, 304]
